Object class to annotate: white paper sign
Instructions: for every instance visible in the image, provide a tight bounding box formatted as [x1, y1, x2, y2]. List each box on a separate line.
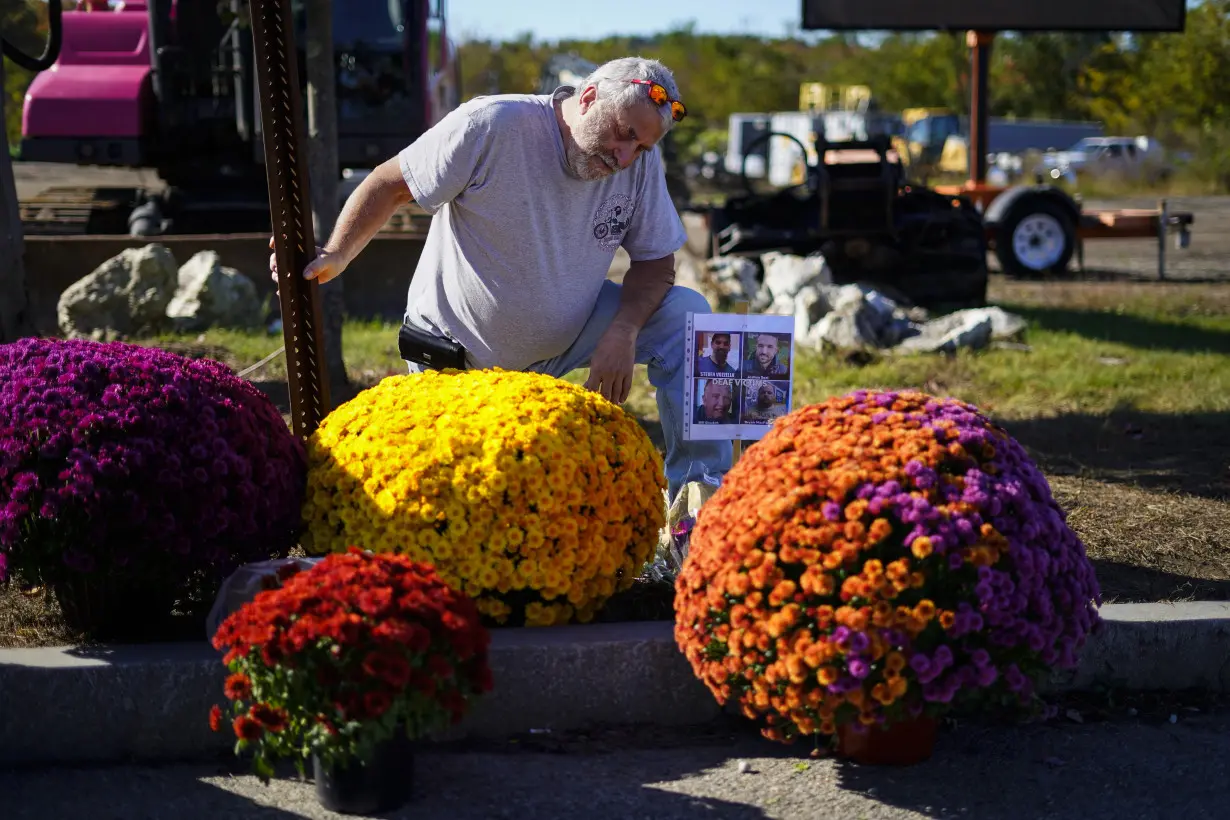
[684, 312, 795, 442]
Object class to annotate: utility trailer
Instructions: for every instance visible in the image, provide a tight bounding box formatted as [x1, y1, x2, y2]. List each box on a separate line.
[699, 0, 1196, 305]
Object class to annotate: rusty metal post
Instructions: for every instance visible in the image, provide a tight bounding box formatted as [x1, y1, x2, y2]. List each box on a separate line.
[1158, 198, 1168, 280]
[248, 0, 331, 439]
[966, 31, 994, 187]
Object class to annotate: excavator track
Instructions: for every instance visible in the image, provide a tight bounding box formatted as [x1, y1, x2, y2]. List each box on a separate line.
[19, 186, 141, 236]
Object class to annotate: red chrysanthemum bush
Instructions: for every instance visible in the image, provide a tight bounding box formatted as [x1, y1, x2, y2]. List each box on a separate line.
[210, 548, 494, 779]
[674, 390, 1101, 748]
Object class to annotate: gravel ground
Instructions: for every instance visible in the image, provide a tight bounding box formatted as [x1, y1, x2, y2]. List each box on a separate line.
[15, 163, 1230, 283]
[5, 710, 1229, 820]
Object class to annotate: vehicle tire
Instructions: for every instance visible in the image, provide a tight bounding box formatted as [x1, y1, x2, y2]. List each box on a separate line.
[995, 197, 1075, 279]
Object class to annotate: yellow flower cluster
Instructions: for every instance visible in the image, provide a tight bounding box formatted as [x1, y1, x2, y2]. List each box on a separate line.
[301, 369, 666, 627]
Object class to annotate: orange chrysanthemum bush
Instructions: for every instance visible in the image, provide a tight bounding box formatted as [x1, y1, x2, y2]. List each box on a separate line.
[674, 390, 1102, 745]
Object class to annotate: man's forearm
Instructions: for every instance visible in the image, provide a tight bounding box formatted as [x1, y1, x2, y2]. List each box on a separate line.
[611, 254, 676, 335]
[322, 157, 414, 266]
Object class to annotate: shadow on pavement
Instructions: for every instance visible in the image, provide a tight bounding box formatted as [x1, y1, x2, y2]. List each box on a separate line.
[1090, 559, 1230, 603]
[833, 717, 1230, 820]
[5, 760, 305, 820]
[5, 753, 775, 820]
[5, 721, 777, 820]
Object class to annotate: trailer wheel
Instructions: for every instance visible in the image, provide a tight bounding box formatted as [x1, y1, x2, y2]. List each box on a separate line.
[995, 198, 1075, 278]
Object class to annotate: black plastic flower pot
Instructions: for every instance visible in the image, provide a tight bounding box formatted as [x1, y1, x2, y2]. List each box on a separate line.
[52, 572, 176, 641]
[312, 731, 416, 815]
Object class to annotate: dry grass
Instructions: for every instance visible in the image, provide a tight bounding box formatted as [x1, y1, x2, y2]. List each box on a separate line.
[4, 277, 1229, 647]
[0, 584, 82, 648]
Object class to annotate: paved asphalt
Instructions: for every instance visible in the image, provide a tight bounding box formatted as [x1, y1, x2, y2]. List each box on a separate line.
[4, 707, 1229, 820]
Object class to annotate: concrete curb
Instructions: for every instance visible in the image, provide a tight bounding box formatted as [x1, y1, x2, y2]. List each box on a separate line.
[1, 603, 1228, 766]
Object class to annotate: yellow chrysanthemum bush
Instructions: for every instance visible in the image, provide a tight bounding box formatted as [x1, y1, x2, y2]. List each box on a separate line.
[301, 369, 666, 627]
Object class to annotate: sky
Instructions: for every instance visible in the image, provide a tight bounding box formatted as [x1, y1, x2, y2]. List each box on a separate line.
[445, 0, 807, 43]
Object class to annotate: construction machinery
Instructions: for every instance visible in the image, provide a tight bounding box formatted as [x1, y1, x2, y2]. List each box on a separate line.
[710, 132, 990, 308]
[704, 13, 1193, 297]
[18, 0, 458, 237]
[896, 107, 1104, 179]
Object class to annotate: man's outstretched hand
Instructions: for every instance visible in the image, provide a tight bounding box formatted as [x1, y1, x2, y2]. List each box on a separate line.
[585, 324, 638, 405]
[268, 236, 348, 295]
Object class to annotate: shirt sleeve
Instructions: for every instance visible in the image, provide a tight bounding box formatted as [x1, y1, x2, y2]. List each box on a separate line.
[620, 146, 688, 262]
[397, 104, 488, 214]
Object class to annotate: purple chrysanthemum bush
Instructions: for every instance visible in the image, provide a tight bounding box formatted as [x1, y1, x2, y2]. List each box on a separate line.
[0, 338, 306, 620]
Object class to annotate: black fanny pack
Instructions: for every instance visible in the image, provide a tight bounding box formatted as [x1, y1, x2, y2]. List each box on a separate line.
[398, 323, 467, 371]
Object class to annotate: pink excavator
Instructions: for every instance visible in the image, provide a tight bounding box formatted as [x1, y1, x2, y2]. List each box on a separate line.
[20, 0, 458, 235]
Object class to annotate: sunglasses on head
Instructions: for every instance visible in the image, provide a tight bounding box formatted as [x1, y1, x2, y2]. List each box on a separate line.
[626, 79, 687, 122]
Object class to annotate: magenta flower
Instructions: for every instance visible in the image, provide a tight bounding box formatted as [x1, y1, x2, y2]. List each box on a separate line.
[0, 338, 306, 591]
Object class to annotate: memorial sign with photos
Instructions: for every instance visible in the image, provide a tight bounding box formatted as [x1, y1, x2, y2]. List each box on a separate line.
[684, 312, 795, 441]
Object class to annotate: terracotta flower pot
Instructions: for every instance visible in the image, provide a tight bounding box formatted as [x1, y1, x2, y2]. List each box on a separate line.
[313, 731, 416, 815]
[836, 716, 939, 766]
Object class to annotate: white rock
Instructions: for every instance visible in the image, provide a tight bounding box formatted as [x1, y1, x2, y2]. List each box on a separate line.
[57, 243, 178, 340]
[166, 250, 263, 332]
[760, 251, 831, 301]
[705, 256, 760, 303]
[895, 313, 994, 354]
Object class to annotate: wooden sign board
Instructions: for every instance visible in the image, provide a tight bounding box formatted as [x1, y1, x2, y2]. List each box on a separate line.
[801, 0, 1187, 32]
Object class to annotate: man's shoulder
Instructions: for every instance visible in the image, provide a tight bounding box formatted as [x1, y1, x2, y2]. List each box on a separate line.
[458, 93, 551, 128]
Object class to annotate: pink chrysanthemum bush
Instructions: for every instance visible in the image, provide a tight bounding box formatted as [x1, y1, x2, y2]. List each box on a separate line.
[0, 337, 306, 634]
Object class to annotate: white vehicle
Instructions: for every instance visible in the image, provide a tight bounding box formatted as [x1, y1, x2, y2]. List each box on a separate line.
[1037, 136, 1173, 185]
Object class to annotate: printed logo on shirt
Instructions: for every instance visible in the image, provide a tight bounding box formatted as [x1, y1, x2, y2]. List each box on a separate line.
[591, 194, 634, 252]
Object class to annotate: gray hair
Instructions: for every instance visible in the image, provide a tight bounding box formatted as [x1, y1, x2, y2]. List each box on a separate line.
[578, 57, 681, 134]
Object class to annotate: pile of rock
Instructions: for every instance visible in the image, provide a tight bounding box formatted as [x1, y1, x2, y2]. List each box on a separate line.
[57, 244, 265, 341]
[694, 251, 1028, 355]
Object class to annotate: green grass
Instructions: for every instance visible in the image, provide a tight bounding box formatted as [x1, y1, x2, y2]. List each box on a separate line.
[131, 278, 1230, 442]
[790, 307, 1230, 420]
[138, 318, 407, 384]
[579, 277, 1230, 424]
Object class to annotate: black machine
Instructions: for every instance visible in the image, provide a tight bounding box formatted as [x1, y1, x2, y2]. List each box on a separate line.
[706, 132, 989, 308]
[19, 0, 457, 236]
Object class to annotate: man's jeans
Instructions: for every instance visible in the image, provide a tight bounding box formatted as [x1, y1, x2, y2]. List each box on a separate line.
[407, 281, 732, 502]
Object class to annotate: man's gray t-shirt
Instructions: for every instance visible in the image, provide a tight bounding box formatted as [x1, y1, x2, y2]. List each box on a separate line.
[397, 87, 687, 371]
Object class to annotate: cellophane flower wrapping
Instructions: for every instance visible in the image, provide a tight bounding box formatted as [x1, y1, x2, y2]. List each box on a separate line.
[300, 369, 666, 627]
[210, 548, 494, 778]
[674, 389, 1102, 744]
[0, 337, 306, 593]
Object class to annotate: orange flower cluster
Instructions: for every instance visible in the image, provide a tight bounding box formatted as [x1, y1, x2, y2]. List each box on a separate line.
[674, 390, 1101, 745]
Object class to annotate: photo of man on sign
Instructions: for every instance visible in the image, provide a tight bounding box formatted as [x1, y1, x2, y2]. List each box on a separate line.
[744, 332, 790, 378]
[694, 331, 740, 377]
[693, 378, 737, 424]
[741, 380, 790, 425]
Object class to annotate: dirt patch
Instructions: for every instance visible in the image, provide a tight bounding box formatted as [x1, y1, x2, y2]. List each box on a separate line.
[1049, 478, 1230, 603]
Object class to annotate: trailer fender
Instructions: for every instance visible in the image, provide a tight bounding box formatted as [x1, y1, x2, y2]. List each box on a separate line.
[984, 184, 1080, 228]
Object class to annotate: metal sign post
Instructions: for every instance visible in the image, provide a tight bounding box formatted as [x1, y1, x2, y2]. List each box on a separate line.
[248, 0, 331, 440]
